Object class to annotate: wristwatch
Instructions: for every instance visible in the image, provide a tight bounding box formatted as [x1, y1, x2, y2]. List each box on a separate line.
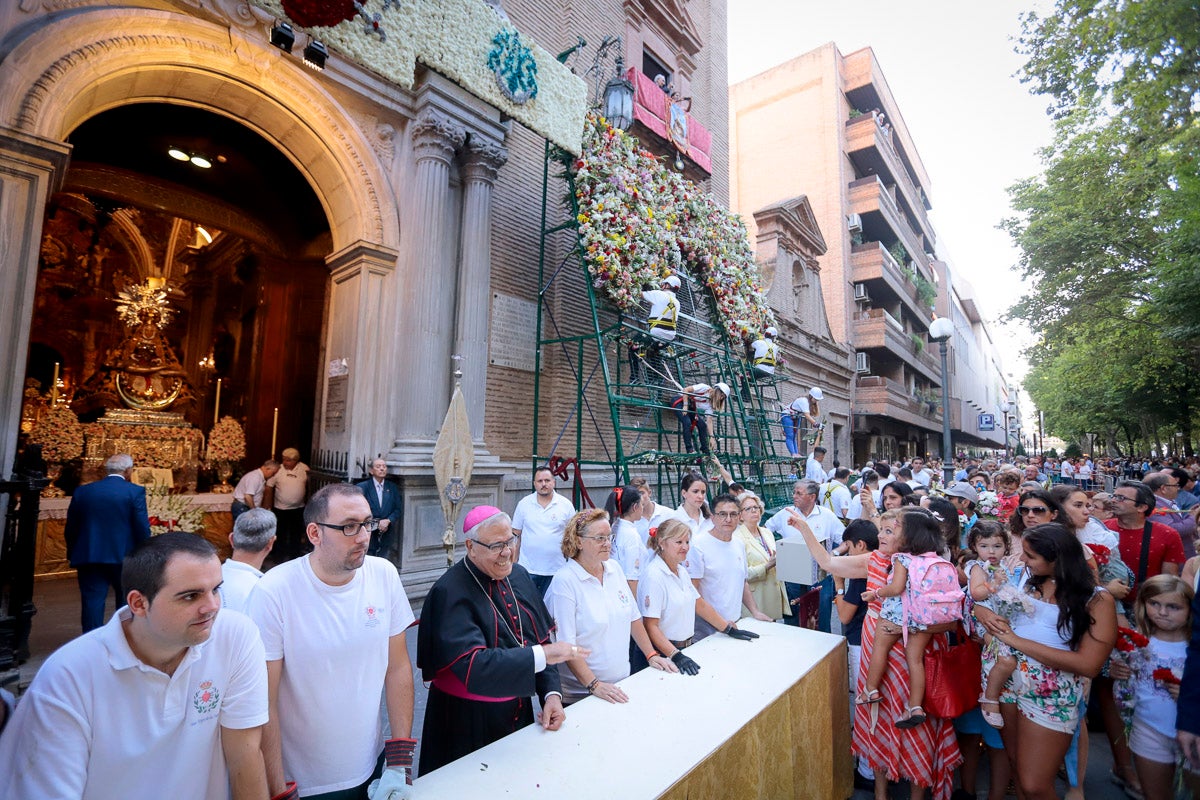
[835, 587, 845, 596]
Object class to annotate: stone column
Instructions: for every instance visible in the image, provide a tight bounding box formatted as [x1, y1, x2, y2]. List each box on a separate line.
[454, 137, 507, 450]
[0, 127, 71, 479]
[388, 110, 465, 464]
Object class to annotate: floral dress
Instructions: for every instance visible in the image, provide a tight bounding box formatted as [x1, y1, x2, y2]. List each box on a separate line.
[1008, 589, 1098, 733]
[853, 551, 962, 800]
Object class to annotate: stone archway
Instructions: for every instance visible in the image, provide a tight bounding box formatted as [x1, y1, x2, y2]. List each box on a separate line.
[0, 4, 401, 475]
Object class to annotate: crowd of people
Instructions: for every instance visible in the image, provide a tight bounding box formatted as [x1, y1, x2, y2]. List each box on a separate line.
[2, 450, 1200, 799]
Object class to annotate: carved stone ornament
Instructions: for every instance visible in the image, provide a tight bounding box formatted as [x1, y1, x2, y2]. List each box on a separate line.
[411, 111, 466, 162]
[463, 138, 508, 182]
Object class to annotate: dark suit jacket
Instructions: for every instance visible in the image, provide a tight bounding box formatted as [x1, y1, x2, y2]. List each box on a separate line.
[63, 475, 152, 566]
[356, 477, 402, 530]
[1178, 586, 1200, 735]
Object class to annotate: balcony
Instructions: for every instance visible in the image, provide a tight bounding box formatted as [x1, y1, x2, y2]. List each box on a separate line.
[854, 375, 942, 432]
[850, 241, 933, 324]
[628, 68, 712, 175]
[845, 114, 934, 246]
[852, 308, 942, 383]
[848, 176, 931, 277]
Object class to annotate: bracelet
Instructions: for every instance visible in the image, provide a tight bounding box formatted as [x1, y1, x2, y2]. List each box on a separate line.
[644, 651, 660, 660]
[586, 677, 600, 694]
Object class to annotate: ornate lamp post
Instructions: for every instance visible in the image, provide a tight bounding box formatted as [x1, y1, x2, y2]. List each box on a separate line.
[929, 316, 955, 487]
[602, 53, 634, 131]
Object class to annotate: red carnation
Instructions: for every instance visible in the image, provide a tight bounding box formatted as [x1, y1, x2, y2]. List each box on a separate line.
[1152, 668, 1181, 685]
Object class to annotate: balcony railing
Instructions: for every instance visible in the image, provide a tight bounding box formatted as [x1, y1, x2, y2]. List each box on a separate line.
[852, 308, 941, 383]
[848, 176, 931, 277]
[844, 114, 934, 244]
[854, 375, 942, 431]
[628, 68, 712, 174]
[850, 241, 931, 326]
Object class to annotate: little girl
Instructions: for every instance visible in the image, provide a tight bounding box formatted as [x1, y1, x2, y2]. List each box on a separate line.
[993, 470, 1021, 524]
[1112, 574, 1195, 800]
[965, 521, 1025, 728]
[859, 508, 963, 729]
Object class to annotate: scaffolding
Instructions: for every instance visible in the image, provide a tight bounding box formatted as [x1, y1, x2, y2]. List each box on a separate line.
[531, 142, 809, 510]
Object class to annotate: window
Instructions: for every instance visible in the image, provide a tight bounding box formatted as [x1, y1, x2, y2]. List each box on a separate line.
[643, 50, 671, 91]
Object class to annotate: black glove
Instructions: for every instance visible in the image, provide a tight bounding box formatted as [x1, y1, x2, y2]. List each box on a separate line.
[671, 650, 700, 675]
[723, 624, 759, 641]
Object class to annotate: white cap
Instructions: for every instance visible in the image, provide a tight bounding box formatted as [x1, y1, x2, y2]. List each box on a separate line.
[808, 387, 824, 401]
[714, 381, 731, 397]
[662, 275, 681, 289]
[765, 326, 778, 337]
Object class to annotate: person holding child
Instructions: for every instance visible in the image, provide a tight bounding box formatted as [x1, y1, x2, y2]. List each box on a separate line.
[857, 509, 964, 730]
[965, 520, 1022, 729]
[974, 523, 1117, 800]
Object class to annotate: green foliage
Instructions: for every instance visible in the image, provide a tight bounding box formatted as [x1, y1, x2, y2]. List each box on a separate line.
[888, 240, 908, 266]
[1015, 442, 1028, 457]
[1007, 0, 1200, 455]
[914, 274, 937, 307]
[1063, 442, 1083, 459]
[909, 332, 925, 353]
[1047, 448, 1059, 459]
[849, 108, 865, 119]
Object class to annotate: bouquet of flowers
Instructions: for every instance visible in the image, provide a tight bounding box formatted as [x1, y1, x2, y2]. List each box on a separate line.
[1151, 666, 1182, 689]
[991, 581, 1036, 621]
[975, 490, 1000, 519]
[206, 416, 246, 464]
[145, 484, 204, 535]
[1112, 626, 1151, 734]
[29, 404, 84, 463]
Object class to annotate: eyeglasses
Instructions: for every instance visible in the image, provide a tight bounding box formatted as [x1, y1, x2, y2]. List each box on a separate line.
[713, 511, 741, 519]
[1110, 495, 1135, 503]
[315, 519, 379, 536]
[470, 535, 520, 552]
[741, 505, 763, 513]
[1164, 483, 1180, 488]
[580, 533, 616, 544]
[1018, 506, 1050, 515]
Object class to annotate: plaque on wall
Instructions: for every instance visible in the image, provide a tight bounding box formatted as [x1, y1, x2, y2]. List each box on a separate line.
[325, 374, 348, 433]
[489, 292, 539, 372]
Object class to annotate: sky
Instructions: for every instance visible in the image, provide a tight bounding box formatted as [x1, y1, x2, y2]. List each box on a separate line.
[726, 0, 1057, 384]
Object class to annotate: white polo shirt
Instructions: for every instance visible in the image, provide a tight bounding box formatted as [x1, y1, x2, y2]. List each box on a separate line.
[819, 481, 852, 518]
[545, 558, 640, 701]
[612, 518, 644, 582]
[804, 457, 828, 483]
[0, 607, 267, 800]
[512, 492, 575, 577]
[671, 505, 714, 538]
[765, 504, 843, 582]
[220, 558, 263, 614]
[642, 503, 676, 538]
[686, 531, 747, 639]
[248, 555, 415, 796]
[268, 462, 309, 510]
[642, 288, 678, 342]
[638, 555, 700, 641]
[233, 467, 268, 507]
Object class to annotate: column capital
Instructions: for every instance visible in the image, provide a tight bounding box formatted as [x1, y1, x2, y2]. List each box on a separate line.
[462, 138, 508, 184]
[411, 111, 465, 165]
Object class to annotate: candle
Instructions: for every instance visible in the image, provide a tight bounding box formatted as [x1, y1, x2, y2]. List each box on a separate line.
[271, 407, 278, 456]
[51, 362, 59, 405]
[213, 378, 222, 427]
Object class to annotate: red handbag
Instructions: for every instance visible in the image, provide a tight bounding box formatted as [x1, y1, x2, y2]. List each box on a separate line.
[923, 625, 982, 718]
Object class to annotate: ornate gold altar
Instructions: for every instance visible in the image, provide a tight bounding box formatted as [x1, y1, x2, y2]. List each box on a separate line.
[81, 409, 204, 487]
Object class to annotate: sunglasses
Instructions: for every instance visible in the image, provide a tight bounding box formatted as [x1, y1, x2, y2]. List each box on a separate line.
[1018, 506, 1050, 515]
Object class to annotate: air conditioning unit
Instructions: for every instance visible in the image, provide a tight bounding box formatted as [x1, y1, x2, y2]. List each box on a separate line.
[853, 283, 871, 302]
[847, 213, 863, 232]
[855, 351, 871, 373]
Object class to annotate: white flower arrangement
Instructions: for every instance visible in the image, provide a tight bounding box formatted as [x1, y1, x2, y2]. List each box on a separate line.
[206, 416, 246, 464]
[991, 583, 1035, 621]
[976, 490, 1000, 518]
[250, 0, 587, 153]
[145, 484, 206, 535]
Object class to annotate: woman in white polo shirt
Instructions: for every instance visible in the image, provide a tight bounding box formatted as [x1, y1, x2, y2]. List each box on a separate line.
[546, 509, 678, 705]
[672, 472, 713, 537]
[639, 519, 760, 676]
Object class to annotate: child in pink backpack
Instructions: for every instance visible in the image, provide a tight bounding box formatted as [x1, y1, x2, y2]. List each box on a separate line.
[858, 508, 964, 729]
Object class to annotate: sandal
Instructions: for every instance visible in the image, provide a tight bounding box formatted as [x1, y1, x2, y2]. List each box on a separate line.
[896, 706, 927, 729]
[855, 689, 882, 734]
[978, 696, 1004, 729]
[1110, 768, 1144, 800]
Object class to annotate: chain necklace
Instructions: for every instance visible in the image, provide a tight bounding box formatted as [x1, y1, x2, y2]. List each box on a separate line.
[465, 561, 525, 646]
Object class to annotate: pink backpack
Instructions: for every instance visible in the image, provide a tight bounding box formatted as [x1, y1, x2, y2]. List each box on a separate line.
[900, 552, 964, 637]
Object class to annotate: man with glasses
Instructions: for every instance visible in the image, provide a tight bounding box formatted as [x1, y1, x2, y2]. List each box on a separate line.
[765, 480, 844, 630]
[417, 505, 581, 775]
[688, 494, 773, 640]
[1104, 480, 1185, 600]
[1148, 471, 1198, 559]
[248, 483, 416, 799]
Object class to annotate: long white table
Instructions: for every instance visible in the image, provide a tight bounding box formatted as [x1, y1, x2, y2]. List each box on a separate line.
[415, 619, 851, 799]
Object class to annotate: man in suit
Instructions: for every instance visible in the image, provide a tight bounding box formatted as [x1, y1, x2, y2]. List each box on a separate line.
[357, 458, 402, 559]
[1177, 582, 1200, 777]
[63, 453, 152, 631]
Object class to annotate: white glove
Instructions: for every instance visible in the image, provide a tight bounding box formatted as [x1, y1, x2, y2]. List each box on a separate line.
[367, 767, 413, 800]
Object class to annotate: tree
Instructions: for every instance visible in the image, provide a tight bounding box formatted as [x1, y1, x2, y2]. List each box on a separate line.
[1006, 0, 1200, 455]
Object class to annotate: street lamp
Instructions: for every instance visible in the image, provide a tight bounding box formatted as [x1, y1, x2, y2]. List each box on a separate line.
[602, 53, 634, 131]
[999, 401, 1012, 463]
[928, 316, 954, 487]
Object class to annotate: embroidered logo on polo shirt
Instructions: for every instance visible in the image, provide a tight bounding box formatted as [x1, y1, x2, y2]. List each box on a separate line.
[193, 680, 220, 714]
[365, 605, 382, 628]
[616, 589, 630, 606]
